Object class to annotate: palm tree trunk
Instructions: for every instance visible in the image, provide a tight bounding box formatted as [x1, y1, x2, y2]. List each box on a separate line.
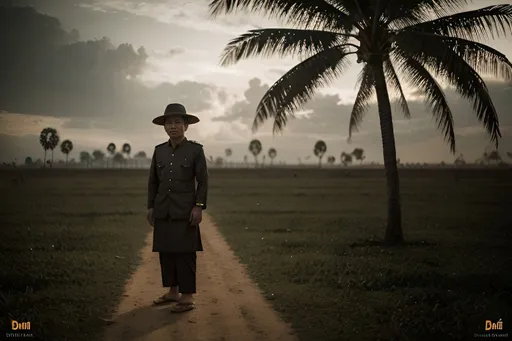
[51, 149, 54, 168]
[43, 150, 47, 168]
[372, 62, 404, 245]
[66, 154, 69, 165]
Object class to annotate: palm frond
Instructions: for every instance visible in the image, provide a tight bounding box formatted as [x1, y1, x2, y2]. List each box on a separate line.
[219, 28, 349, 66]
[395, 35, 502, 147]
[208, 0, 352, 31]
[393, 52, 456, 152]
[384, 59, 411, 119]
[385, 0, 469, 27]
[253, 45, 353, 133]
[348, 64, 374, 141]
[404, 4, 512, 41]
[398, 32, 512, 80]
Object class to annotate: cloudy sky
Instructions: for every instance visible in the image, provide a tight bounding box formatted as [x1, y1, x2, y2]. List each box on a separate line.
[1, 0, 512, 164]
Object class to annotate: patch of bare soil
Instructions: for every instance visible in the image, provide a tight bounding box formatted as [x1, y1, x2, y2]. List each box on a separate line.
[103, 213, 298, 341]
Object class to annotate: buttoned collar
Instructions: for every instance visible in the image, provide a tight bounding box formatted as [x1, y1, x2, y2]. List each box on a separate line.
[168, 137, 187, 149]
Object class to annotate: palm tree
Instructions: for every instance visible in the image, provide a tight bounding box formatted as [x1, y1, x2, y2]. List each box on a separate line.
[327, 155, 336, 166]
[487, 150, 502, 164]
[39, 127, 59, 168]
[351, 148, 366, 164]
[209, 0, 512, 244]
[80, 151, 92, 168]
[107, 143, 116, 168]
[314, 140, 327, 167]
[122, 143, 131, 167]
[215, 156, 225, 167]
[92, 150, 106, 168]
[133, 151, 147, 168]
[113, 152, 125, 169]
[454, 153, 466, 166]
[60, 139, 73, 164]
[25, 157, 33, 166]
[249, 139, 262, 166]
[341, 152, 353, 166]
[225, 148, 232, 167]
[268, 147, 277, 165]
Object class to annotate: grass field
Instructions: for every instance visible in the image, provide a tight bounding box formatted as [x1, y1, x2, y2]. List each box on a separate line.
[0, 170, 149, 341]
[1, 168, 511, 340]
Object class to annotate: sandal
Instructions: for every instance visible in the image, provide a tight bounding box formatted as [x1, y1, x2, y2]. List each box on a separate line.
[153, 293, 181, 305]
[170, 302, 195, 313]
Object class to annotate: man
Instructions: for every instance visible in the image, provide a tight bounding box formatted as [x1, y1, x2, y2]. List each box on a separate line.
[147, 103, 208, 313]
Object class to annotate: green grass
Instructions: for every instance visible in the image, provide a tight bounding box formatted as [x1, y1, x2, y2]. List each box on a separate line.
[0, 170, 149, 341]
[206, 168, 512, 341]
[0, 168, 510, 341]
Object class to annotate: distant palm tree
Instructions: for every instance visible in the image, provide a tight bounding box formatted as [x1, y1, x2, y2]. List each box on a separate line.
[225, 148, 232, 158]
[249, 139, 262, 166]
[113, 152, 125, 169]
[60, 139, 73, 164]
[80, 151, 92, 168]
[25, 157, 33, 166]
[314, 140, 327, 167]
[268, 147, 277, 165]
[122, 143, 131, 167]
[341, 152, 353, 166]
[209, 0, 512, 245]
[133, 151, 147, 168]
[107, 143, 116, 168]
[225, 148, 232, 167]
[92, 150, 106, 167]
[327, 156, 335, 165]
[351, 148, 366, 164]
[39, 127, 59, 168]
[454, 153, 466, 165]
[487, 150, 502, 163]
[215, 156, 225, 167]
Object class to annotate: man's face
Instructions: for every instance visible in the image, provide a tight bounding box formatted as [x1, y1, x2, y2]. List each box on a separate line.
[164, 116, 188, 139]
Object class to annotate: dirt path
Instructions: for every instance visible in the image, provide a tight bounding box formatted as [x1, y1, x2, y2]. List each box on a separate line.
[103, 213, 298, 341]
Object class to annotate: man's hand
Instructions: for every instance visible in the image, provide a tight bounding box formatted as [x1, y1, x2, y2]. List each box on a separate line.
[147, 208, 155, 227]
[189, 206, 202, 226]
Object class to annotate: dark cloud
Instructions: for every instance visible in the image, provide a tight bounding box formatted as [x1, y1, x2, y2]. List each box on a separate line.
[0, 5, 217, 131]
[212, 78, 268, 125]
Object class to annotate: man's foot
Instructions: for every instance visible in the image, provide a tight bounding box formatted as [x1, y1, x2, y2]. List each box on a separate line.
[153, 292, 181, 305]
[170, 302, 195, 313]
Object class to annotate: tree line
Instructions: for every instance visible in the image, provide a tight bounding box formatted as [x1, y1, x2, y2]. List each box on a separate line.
[26, 127, 150, 168]
[6, 128, 508, 169]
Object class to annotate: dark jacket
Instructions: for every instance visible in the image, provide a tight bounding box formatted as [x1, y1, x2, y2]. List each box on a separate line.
[147, 137, 208, 252]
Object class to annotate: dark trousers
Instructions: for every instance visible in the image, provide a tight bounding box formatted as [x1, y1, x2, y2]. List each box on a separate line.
[158, 252, 197, 293]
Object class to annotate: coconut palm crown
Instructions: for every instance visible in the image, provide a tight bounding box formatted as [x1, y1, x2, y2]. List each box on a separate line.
[209, 0, 512, 244]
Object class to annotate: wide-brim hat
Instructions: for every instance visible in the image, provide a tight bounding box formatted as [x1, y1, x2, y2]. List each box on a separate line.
[152, 103, 200, 125]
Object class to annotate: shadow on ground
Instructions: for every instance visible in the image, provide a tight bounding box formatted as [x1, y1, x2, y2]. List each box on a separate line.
[105, 303, 186, 341]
